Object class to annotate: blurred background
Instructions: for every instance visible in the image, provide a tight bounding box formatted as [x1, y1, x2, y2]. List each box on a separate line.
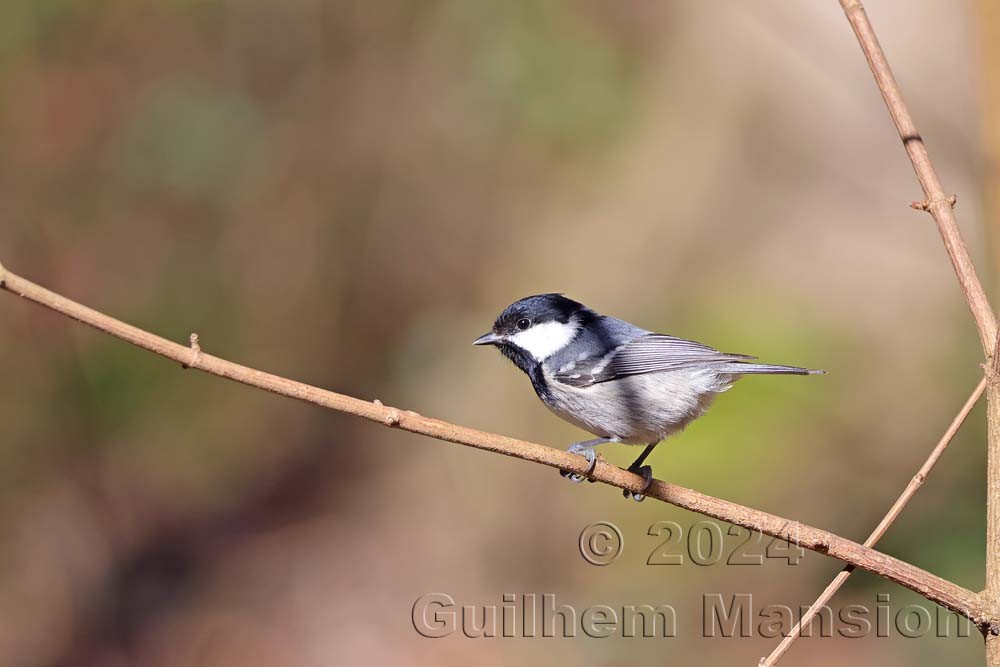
[0, 1, 997, 665]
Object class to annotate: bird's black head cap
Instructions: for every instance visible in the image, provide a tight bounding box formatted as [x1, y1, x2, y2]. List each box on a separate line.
[491, 293, 594, 336]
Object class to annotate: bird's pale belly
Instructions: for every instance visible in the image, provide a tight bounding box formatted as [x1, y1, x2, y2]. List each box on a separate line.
[540, 368, 733, 445]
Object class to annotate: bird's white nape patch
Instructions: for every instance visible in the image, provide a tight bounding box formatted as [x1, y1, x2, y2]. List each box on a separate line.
[508, 320, 580, 361]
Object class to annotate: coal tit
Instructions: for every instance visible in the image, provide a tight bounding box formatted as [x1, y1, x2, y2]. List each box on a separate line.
[474, 294, 824, 500]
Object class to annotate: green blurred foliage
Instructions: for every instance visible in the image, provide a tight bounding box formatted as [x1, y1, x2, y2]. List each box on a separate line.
[468, 2, 637, 149]
[114, 82, 261, 196]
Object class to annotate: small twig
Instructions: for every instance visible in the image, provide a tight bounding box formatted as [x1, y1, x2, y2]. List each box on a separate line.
[839, 0, 996, 355]
[0, 264, 991, 627]
[760, 375, 987, 666]
[182, 333, 202, 369]
[910, 194, 958, 211]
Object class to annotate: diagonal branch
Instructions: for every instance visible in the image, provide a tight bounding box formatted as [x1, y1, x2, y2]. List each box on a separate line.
[838, 0, 997, 354]
[760, 376, 987, 666]
[0, 261, 992, 628]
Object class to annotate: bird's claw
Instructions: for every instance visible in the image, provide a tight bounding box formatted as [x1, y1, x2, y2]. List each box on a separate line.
[623, 464, 653, 502]
[559, 444, 597, 483]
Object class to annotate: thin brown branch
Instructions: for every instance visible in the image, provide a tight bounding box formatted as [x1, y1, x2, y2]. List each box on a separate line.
[0, 263, 992, 628]
[760, 376, 987, 666]
[839, 0, 997, 355]
[838, 3, 1000, 664]
[988, 335, 1000, 664]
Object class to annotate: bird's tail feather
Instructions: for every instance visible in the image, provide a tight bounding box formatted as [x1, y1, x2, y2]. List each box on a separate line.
[717, 362, 825, 376]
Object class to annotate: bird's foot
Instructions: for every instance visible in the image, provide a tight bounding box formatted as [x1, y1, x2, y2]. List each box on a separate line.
[622, 464, 653, 502]
[559, 443, 598, 483]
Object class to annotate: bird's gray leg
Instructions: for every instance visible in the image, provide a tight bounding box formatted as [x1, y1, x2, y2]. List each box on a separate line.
[559, 437, 613, 483]
[623, 442, 657, 502]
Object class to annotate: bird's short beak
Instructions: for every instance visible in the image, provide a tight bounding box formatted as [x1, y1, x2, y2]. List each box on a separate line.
[473, 331, 502, 346]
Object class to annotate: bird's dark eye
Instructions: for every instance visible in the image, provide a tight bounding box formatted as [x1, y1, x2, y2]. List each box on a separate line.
[516, 318, 531, 330]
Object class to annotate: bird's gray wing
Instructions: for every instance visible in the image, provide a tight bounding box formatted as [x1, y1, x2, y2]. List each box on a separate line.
[553, 334, 755, 388]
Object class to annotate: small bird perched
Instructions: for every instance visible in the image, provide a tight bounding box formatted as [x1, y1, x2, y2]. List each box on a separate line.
[474, 294, 824, 500]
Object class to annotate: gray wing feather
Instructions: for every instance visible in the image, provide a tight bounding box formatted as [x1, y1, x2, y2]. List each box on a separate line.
[554, 334, 754, 387]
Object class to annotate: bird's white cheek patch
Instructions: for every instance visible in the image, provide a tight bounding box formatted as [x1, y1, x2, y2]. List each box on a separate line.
[508, 321, 579, 361]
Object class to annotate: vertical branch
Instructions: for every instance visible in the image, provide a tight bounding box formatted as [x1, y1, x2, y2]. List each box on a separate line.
[978, 4, 1000, 659]
[839, 0, 997, 355]
[989, 340, 1000, 664]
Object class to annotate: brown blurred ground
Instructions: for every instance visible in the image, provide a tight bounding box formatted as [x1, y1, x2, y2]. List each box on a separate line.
[0, 1, 993, 665]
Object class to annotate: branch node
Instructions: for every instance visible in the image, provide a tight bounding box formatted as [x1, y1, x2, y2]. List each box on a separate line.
[910, 194, 957, 211]
[384, 408, 402, 427]
[373, 399, 383, 407]
[991, 322, 1000, 380]
[809, 532, 830, 553]
[182, 333, 202, 369]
